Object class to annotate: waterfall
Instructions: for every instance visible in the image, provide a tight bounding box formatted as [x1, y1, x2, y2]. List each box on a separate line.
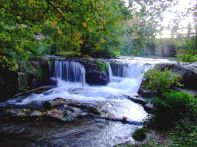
[107, 62, 113, 81]
[110, 62, 151, 78]
[110, 63, 128, 77]
[54, 60, 86, 85]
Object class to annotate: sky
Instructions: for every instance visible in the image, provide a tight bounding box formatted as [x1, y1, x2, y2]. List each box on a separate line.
[124, 0, 196, 38]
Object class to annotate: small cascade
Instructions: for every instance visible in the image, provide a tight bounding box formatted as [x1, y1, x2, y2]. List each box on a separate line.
[110, 62, 151, 78]
[110, 63, 128, 77]
[54, 60, 86, 85]
[107, 62, 113, 81]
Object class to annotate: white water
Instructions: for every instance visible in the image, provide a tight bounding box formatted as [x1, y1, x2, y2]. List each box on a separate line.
[1, 57, 174, 146]
[6, 57, 172, 121]
[54, 60, 86, 85]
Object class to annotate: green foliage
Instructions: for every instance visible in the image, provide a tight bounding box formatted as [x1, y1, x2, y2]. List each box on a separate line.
[155, 37, 197, 62]
[175, 37, 197, 62]
[0, 0, 129, 71]
[132, 128, 147, 142]
[148, 91, 197, 129]
[144, 68, 181, 95]
[176, 53, 197, 62]
[97, 60, 108, 72]
[169, 121, 197, 147]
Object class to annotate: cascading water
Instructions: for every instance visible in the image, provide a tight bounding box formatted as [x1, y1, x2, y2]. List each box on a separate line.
[110, 63, 128, 77]
[0, 57, 172, 147]
[107, 62, 113, 81]
[54, 60, 86, 85]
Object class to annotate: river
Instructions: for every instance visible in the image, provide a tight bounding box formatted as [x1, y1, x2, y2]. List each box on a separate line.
[0, 57, 171, 147]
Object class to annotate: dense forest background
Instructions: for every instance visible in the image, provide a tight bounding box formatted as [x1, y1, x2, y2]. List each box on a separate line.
[0, 0, 196, 71]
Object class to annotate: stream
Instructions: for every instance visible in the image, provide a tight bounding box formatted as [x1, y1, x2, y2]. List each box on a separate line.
[0, 57, 171, 147]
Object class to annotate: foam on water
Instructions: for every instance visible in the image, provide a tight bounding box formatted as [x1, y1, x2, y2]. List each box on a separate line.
[5, 57, 172, 120]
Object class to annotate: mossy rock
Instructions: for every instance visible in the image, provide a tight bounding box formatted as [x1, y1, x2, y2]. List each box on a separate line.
[132, 128, 147, 142]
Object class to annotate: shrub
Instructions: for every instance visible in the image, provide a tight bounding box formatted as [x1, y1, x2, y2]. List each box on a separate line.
[169, 121, 197, 147]
[97, 60, 108, 72]
[176, 53, 197, 63]
[149, 91, 197, 129]
[143, 68, 181, 95]
[132, 128, 147, 142]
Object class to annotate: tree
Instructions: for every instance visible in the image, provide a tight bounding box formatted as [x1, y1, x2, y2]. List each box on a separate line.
[0, 0, 129, 71]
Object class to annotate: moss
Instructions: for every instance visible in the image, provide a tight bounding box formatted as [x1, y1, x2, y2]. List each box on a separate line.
[132, 128, 147, 142]
[97, 60, 108, 72]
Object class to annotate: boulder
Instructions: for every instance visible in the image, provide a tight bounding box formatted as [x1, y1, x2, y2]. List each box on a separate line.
[138, 87, 156, 98]
[0, 58, 51, 99]
[85, 71, 109, 85]
[27, 58, 51, 89]
[4, 108, 43, 119]
[43, 108, 66, 122]
[0, 68, 18, 99]
[138, 62, 197, 98]
[78, 59, 110, 85]
[0, 98, 103, 122]
[157, 63, 197, 90]
[43, 97, 67, 110]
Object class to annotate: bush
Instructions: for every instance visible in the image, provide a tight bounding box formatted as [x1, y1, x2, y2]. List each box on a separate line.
[176, 53, 197, 62]
[132, 128, 147, 142]
[148, 91, 197, 129]
[143, 68, 181, 95]
[170, 121, 197, 147]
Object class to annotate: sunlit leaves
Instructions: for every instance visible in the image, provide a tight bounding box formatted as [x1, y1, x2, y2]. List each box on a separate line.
[0, 0, 129, 70]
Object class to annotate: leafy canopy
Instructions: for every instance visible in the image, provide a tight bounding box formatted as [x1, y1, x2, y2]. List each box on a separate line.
[0, 0, 129, 71]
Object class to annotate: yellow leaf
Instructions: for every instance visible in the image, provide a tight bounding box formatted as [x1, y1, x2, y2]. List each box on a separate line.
[100, 38, 105, 44]
[58, 29, 63, 35]
[28, 0, 36, 6]
[51, 20, 58, 26]
[88, 28, 92, 32]
[82, 22, 87, 28]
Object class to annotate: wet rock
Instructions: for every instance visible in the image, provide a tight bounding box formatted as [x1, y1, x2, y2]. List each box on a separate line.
[43, 108, 66, 122]
[43, 98, 67, 110]
[78, 59, 110, 85]
[4, 108, 43, 119]
[86, 71, 109, 85]
[138, 88, 156, 98]
[41, 98, 102, 121]
[43, 105, 89, 122]
[1, 98, 103, 122]
[15, 86, 54, 97]
[67, 103, 101, 115]
[144, 103, 154, 113]
[100, 115, 143, 125]
[125, 95, 146, 105]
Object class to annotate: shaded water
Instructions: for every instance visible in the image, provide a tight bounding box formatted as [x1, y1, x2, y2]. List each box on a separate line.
[0, 57, 171, 146]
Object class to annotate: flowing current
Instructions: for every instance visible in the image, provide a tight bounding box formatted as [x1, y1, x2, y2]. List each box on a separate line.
[1, 57, 171, 146]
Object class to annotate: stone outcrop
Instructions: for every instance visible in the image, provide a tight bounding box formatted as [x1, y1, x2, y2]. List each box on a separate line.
[0, 98, 102, 122]
[0, 68, 18, 98]
[78, 59, 110, 85]
[0, 58, 51, 99]
[138, 62, 197, 97]
[157, 63, 197, 90]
